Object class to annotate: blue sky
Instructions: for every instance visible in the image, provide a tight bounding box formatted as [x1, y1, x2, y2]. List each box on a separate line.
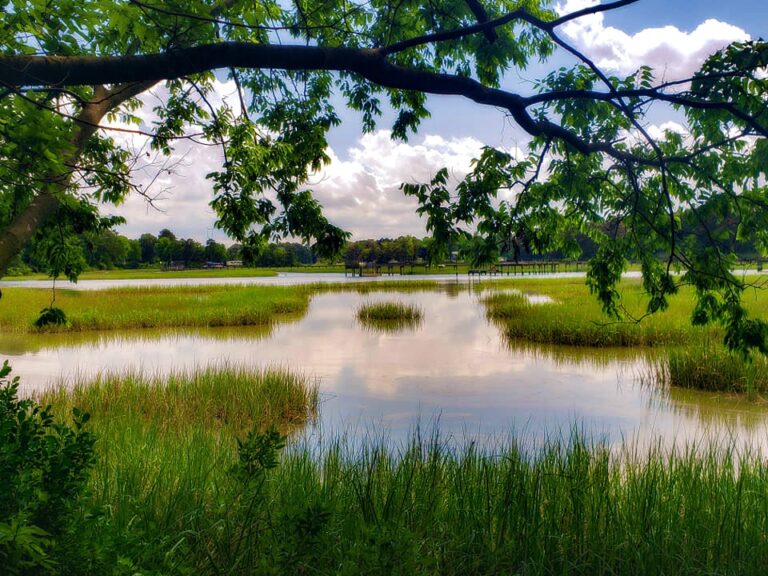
[115, 0, 766, 243]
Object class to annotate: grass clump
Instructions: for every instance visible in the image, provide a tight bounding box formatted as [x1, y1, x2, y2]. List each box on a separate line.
[651, 346, 768, 393]
[357, 301, 424, 322]
[43, 363, 318, 435]
[356, 301, 424, 332]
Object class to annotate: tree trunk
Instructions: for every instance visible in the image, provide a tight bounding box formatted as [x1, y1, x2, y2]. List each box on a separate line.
[0, 82, 155, 278]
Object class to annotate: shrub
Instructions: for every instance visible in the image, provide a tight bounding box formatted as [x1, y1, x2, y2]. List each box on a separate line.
[0, 361, 95, 574]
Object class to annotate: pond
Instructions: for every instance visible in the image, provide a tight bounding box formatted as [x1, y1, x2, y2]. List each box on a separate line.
[4, 285, 768, 451]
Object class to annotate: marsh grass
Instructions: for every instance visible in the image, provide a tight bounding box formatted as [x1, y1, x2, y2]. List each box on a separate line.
[356, 301, 424, 332]
[37, 364, 318, 571]
[650, 345, 768, 393]
[482, 279, 712, 347]
[52, 416, 768, 575]
[255, 433, 768, 576]
[357, 301, 424, 321]
[32, 362, 768, 575]
[41, 363, 318, 435]
[0, 285, 311, 333]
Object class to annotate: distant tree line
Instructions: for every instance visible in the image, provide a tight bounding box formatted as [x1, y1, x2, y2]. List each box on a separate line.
[7, 210, 762, 276]
[9, 228, 317, 275]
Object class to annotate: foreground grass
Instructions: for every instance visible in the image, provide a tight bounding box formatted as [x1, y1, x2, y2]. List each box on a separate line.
[38, 365, 318, 572]
[38, 364, 768, 576]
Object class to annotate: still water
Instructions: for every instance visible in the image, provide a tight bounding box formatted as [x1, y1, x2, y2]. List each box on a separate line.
[3, 286, 768, 450]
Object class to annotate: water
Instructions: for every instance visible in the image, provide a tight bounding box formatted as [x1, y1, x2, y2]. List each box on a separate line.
[3, 286, 768, 450]
[0, 270, 608, 290]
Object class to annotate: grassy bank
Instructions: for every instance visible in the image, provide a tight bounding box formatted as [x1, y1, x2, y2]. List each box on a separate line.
[482, 279, 716, 347]
[0, 284, 311, 332]
[0, 280, 447, 333]
[8, 267, 279, 281]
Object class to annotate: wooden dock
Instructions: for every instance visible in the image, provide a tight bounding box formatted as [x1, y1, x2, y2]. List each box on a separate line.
[345, 260, 585, 277]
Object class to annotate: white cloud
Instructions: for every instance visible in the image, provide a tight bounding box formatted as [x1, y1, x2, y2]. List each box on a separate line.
[557, 0, 750, 80]
[308, 130, 486, 239]
[112, 128, 488, 242]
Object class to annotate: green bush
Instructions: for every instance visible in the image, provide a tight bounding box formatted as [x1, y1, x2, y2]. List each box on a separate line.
[0, 361, 95, 574]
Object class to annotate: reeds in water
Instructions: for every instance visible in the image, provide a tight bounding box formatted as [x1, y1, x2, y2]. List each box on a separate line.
[651, 345, 768, 393]
[356, 301, 424, 332]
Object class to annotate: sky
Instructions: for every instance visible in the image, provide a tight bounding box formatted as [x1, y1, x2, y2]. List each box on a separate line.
[113, 0, 768, 244]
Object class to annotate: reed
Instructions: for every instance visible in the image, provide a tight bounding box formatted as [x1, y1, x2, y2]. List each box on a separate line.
[34, 363, 768, 575]
[356, 301, 424, 332]
[59, 423, 768, 575]
[650, 345, 768, 393]
[37, 364, 318, 569]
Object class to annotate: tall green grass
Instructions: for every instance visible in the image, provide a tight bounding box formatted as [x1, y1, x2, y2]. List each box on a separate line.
[483, 281, 711, 347]
[0, 285, 311, 332]
[650, 345, 768, 393]
[253, 434, 768, 576]
[43, 364, 318, 435]
[32, 363, 768, 575]
[49, 420, 768, 574]
[38, 365, 318, 572]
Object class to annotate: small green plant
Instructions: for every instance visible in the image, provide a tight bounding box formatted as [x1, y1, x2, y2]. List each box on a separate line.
[33, 306, 68, 329]
[231, 426, 286, 487]
[0, 360, 95, 574]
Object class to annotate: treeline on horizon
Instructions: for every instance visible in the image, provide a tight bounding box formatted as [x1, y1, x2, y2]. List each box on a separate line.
[8, 209, 764, 276]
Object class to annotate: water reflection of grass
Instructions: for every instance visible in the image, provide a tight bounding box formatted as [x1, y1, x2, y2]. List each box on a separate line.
[504, 338, 658, 369]
[0, 323, 283, 355]
[647, 385, 768, 432]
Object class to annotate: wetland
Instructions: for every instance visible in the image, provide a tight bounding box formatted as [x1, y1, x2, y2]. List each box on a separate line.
[5, 275, 768, 575]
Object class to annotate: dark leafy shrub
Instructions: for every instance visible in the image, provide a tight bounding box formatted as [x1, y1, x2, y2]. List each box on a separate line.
[0, 360, 95, 574]
[33, 307, 68, 329]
